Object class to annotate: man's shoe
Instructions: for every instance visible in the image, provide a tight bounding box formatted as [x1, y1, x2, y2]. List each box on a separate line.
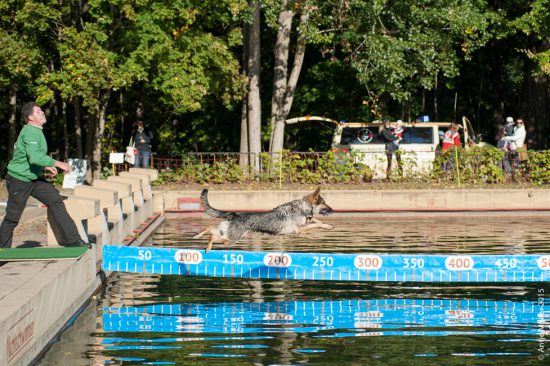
[63, 240, 92, 249]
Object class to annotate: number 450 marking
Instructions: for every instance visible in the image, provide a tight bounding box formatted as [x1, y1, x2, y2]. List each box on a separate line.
[495, 258, 517, 269]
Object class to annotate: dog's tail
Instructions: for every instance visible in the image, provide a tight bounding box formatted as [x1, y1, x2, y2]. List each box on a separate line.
[200, 189, 233, 218]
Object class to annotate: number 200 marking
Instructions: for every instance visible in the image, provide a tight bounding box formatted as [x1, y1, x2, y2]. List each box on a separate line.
[264, 253, 292, 267]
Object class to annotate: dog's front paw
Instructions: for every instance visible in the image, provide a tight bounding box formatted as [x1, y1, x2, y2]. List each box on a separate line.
[325, 225, 334, 230]
[193, 234, 200, 239]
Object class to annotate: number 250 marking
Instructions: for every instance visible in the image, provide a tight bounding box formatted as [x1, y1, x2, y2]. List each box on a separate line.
[313, 256, 334, 267]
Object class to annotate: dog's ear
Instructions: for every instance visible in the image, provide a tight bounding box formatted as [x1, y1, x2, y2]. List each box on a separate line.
[312, 186, 321, 196]
[307, 186, 321, 203]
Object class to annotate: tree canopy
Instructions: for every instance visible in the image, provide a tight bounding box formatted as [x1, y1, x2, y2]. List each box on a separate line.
[0, 0, 549, 177]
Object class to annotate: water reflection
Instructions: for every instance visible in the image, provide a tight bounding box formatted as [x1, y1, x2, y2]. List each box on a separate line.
[103, 298, 548, 337]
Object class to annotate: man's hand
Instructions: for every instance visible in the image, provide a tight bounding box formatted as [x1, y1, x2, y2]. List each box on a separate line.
[55, 161, 72, 173]
[45, 166, 58, 177]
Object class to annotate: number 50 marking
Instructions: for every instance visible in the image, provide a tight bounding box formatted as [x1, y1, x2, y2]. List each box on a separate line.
[138, 250, 152, 260]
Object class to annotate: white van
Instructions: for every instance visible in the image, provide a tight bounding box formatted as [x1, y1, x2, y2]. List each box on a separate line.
[285, 116, 482, 179]
[331, 121, 446, 178]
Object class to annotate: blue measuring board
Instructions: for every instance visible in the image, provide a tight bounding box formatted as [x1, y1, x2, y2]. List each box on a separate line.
[102, 298, 549, 337]
[102, 245, 550, 283]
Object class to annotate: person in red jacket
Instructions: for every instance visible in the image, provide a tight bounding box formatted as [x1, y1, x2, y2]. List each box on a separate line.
[442, 122, 461, 151]
[441, 122, 462, 172]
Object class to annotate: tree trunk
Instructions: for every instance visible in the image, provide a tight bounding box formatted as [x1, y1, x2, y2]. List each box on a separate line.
[269, 0, 294, 152]
[84, 108, 95, 183]
[7, 86, 17, 160]
[525, 69, 548, 149]
[62, 100, 69, 160]
[521, 39, 549, 149]
[119, 92, 125, 148]
[92, 91, 111, 181]
[247, 0, 262, 173]
[270, 11, 308, 155]
[74, 97, 83, 159]
[240, 19, 250, 169]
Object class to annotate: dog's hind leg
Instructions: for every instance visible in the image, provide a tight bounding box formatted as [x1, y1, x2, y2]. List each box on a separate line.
[206, 234, 215, 253]
[296, 222, 333, 233]
[193, 227, 212, 239]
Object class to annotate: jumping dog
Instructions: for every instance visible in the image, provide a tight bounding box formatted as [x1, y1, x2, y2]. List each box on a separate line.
[194, 187, 334, 252]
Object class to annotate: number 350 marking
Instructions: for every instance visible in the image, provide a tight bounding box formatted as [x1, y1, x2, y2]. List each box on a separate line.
[403, 258, 424, 269]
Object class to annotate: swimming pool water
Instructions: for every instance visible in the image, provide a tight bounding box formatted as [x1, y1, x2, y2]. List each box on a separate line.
[37, 216, 549, 365]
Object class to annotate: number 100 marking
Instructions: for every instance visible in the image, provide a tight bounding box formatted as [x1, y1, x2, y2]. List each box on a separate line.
[174, 249, 203, 264]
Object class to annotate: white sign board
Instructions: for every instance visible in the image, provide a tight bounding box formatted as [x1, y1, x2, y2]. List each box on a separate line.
[109, 152, 125, 164]
[62, 159, 88, 189]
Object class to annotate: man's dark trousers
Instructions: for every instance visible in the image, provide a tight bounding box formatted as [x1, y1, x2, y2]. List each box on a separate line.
[0, 175, 81, 248]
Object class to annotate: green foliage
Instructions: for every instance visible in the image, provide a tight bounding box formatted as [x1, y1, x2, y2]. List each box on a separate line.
[432, 147, 506, 184]
[317, 0, 497, 111]
[153, 151, 372, 185]
[527, 150, 550, 185]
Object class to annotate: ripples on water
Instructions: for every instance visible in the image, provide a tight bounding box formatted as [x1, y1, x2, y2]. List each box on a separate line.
[38, 216, 549, 366]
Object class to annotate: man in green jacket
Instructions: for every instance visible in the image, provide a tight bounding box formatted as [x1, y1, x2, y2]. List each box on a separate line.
[0, 101, 89, 248]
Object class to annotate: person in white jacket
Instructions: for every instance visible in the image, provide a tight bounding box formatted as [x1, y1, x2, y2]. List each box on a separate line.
[503, 118, 526, 148]
[503, 118, 527, 177]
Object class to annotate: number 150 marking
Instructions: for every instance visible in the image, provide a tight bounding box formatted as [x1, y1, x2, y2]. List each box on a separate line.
[403, 258, 424, 269]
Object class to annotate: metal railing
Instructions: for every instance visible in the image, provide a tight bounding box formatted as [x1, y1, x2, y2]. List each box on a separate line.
[150, 152, 329, 176]
[111, 149, 550, 185]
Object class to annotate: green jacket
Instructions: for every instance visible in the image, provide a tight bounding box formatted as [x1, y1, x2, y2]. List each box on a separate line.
[7, 124, 55, 182]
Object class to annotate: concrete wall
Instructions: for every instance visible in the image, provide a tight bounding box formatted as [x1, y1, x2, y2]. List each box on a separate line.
[47, 169, 161, 251]
[0, 251, 98, 366]
[0, 169, 162, 366]
[160, 189, 550, 212]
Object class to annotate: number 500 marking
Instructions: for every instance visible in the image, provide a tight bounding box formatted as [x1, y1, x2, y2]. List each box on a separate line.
[537, 255, 550, 270]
